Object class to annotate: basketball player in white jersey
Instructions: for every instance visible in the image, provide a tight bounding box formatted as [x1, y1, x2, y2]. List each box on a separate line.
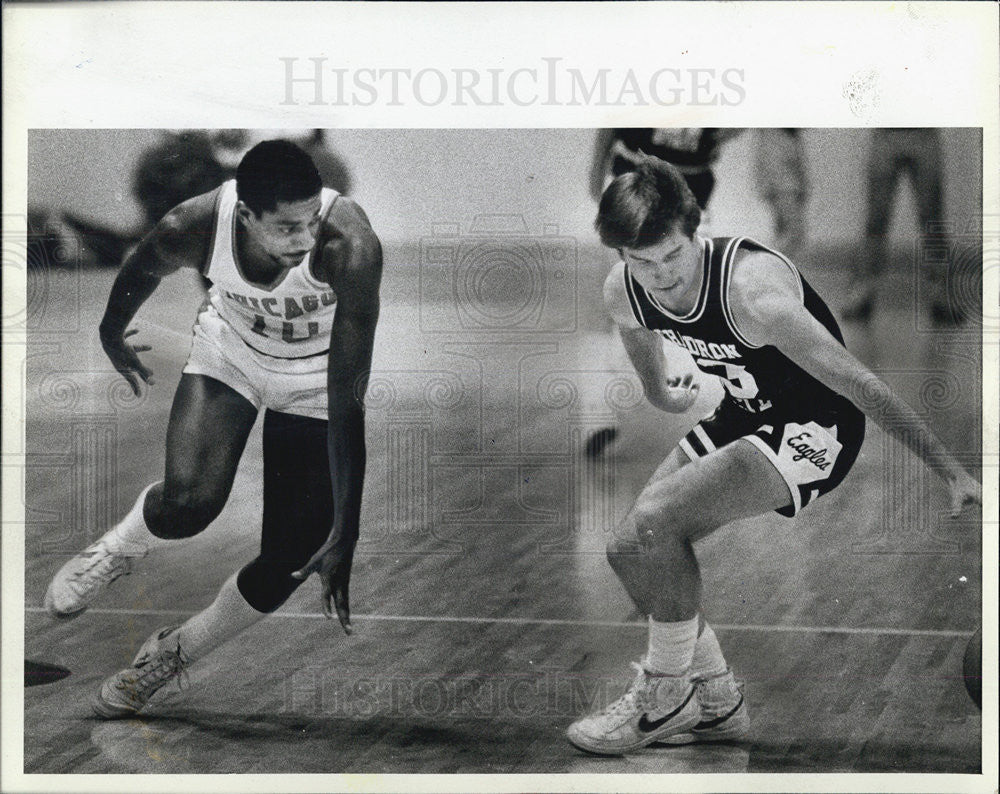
[565, 155, 981, 755]
[44, 140, 382, 717]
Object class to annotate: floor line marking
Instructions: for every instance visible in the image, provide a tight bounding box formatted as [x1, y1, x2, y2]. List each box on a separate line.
[22, 607, 975, 638]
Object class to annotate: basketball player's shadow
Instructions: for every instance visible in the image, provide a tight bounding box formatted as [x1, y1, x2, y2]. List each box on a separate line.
[90, 708, 553, 773]
[744, 734, 981, 774]
[82, 709, 980, 773]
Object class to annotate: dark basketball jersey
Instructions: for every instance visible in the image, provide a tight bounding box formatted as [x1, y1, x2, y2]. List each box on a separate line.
[611, 128, 722, 170]
[623, 236, 860, 421]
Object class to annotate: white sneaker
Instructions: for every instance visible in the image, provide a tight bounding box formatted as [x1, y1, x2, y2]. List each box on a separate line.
[92, 626, 189, 718]
[566, 662, 700, 755]
[656, 668, 749, 745]
[44, 537, 147, 619]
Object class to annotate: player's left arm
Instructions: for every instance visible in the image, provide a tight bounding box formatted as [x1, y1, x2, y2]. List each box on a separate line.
[291, 197, 383, 632]
[729, 252, 981, 517]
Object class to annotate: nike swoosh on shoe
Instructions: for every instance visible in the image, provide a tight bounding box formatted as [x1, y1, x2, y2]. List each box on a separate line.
[691, 693, 744, 731]
[637, 686, 697, 733]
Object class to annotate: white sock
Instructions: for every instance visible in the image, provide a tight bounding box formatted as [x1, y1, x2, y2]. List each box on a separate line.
[691, 623, 728, 679]
[103, 482, 165, 554]
[644, 615, 699, 675]
[176, 572, 266, 661]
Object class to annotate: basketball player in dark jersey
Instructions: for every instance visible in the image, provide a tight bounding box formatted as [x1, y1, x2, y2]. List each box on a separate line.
[44, 140, 382, 717]
[590, 128, 742, 209]
[585, 129, 741, 458]
[566, 155, 981, 755]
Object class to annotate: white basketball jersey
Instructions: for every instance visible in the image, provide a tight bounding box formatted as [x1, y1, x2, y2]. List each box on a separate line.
[203, 180, 340, 358]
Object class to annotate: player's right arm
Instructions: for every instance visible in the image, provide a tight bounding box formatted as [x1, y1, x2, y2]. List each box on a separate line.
[604, 262, 700, 413]
[99, 192, 217, 395]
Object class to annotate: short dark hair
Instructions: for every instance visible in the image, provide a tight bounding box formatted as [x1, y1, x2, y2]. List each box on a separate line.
[594, 154, 701, 249]
[236, 139, 322, 216]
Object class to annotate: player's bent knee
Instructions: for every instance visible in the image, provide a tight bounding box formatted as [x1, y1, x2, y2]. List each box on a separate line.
[154, 487, 228, 538]
[606, 527, 650, 570]
[606, 540, 633, 572]
[623, 496, 703, 551]
[629, 499, 683, 546]
[629, 499, 662, 538]
[237, 557, 306, 614]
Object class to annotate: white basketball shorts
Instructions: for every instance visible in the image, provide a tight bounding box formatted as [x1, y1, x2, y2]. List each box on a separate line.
[182, 303, 328, 420]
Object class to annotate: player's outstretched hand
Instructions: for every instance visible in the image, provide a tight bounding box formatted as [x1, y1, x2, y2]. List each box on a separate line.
[947, 469, 982, 518]
[660, 373, 700, 413]
[291, 539, 355, 634]
[100, 327, 154, 396]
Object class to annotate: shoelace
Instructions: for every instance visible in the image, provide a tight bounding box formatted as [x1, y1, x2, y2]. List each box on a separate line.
[599, 662, 652, 717]
[67, 544, 131, 596]
[118, 645, 190, 699]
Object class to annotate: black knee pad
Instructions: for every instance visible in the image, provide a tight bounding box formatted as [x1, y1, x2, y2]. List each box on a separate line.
[237, 557, 304, 613]
[146, 484, 222, 539]
[148, 522, 198, 541]
[238, 410, 335, 613]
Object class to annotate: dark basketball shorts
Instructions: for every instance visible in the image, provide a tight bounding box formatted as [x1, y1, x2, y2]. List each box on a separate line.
[678, 397, 866, 517]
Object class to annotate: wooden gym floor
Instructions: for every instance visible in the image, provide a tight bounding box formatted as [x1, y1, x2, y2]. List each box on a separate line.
[21, 239, 984, 776]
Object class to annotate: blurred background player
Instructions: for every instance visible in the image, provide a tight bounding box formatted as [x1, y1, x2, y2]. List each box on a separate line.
[584, 128, 741, 458]
[43, 140, 382, 717]
[842, 128, 952, 323]
[753, 129, 809, 261]
[565, 155, 981, 756]
[59, 129, 353, 270]
[590, 128, 742, 220]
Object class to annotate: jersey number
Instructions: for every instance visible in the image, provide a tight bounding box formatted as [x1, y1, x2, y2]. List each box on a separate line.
[251, 315, 320, 343]
[695, 359, 773, 412]
[695, 359, 759, 399]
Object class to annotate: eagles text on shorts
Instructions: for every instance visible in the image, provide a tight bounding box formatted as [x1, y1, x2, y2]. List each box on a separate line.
[568, 153, 982, 756]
